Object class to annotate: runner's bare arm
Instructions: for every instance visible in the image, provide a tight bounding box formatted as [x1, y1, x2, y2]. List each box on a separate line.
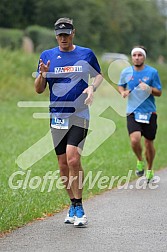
[35, 59, 50, 94]
[118, 86, 131, 98]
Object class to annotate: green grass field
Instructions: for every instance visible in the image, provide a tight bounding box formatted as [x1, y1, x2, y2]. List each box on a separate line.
[0, 49, 167, 233]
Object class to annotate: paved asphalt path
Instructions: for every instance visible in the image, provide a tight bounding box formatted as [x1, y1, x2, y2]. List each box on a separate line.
[0, 168, 167, 252]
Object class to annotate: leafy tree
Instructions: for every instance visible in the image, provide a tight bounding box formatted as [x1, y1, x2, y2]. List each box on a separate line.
[122, 0, 166, 59]
[0, 0, 36, 28]
[34, 0, 105, 51]
[0, 0, 167, 59]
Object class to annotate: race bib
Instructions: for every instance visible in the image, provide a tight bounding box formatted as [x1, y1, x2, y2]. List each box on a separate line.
[51, 117, 69, 129]
[134, 112, 151, 124]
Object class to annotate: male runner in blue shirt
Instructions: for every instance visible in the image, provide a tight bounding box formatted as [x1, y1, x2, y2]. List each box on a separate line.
[118, 46, 162, 183]
[35, 17, 103, 226]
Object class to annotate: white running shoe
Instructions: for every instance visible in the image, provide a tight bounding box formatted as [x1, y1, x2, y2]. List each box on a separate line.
[64, 205, 75, 224]
[74, 204, 88, 227]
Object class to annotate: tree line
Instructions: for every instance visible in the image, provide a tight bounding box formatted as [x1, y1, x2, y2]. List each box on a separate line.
[0, 0, 167, 59]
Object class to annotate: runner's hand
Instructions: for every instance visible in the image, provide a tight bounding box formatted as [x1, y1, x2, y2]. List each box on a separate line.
[121, 90, 131, 98]
[83, 86, 94, 105]
[139, 80, 152, 94]
[39, 59, 50, 76]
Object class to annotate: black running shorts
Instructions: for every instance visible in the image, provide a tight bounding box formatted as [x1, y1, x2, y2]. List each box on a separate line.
[127, 113, 157, 140]
[50, 115, 89, 155]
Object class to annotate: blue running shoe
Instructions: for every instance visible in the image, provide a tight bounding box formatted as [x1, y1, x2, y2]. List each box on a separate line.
[74, 204, 88, 227]
[64, 205, 75, 224]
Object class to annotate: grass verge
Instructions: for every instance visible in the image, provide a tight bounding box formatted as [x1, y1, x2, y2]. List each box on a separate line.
[0, 49, 166, 233]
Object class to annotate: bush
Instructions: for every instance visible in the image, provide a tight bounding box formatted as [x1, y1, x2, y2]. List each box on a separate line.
[25, 25, 56, 53]
[0, 28, 24, 50]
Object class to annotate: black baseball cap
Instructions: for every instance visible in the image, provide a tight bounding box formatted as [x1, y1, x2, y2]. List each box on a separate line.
[54, 18, 74, 35]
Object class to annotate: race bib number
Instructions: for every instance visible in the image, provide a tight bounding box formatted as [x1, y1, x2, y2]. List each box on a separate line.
[134, 112, 151, 124]
[51, 117, 69, 129]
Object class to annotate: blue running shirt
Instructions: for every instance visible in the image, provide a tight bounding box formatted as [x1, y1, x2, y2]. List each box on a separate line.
[118, 65, 162, 114]
[37, 46, 101, 120]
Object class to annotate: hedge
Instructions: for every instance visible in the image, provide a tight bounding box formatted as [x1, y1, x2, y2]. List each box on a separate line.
[0, 28, 24, 50]
[25, 25, 56, 52]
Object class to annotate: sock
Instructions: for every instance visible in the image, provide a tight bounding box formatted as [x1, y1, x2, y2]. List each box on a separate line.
[75, 198, 82, 206]
[70, 198, 76, 206]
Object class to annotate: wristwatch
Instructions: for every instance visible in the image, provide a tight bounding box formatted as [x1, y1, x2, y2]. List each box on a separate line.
[90, 84, 96, 92]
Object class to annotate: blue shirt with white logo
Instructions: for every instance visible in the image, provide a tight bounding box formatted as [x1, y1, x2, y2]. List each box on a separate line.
[37, 46, 101, 119]
[118, 65, 162, 114]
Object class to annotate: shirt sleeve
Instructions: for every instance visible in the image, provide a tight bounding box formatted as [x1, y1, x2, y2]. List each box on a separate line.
[88, 51, 101, 77]
[118, 70, 127, 88]
[152, 70, 162, 90]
